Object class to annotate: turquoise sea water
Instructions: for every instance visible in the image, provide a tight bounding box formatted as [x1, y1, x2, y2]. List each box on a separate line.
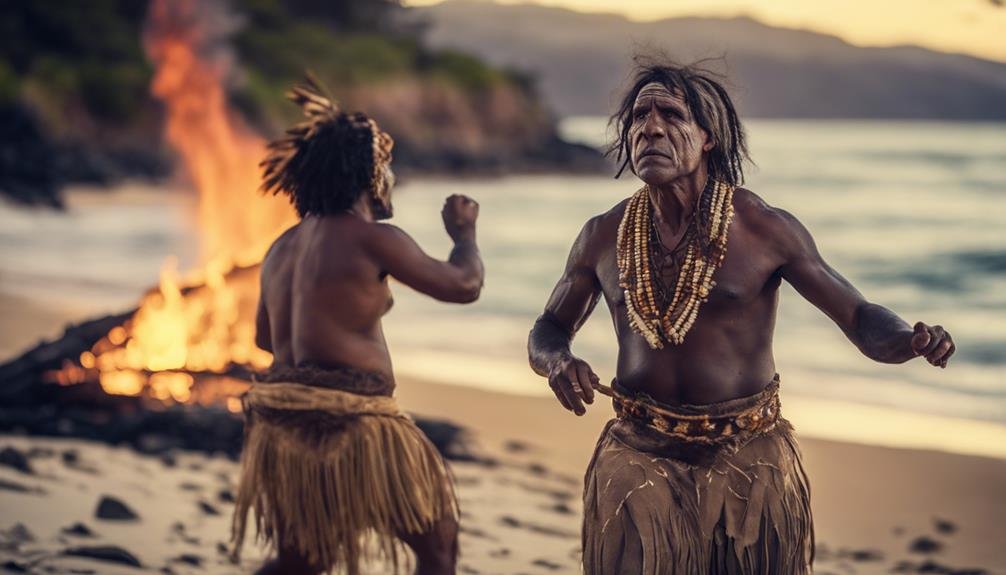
[1, 119, 1004, 424]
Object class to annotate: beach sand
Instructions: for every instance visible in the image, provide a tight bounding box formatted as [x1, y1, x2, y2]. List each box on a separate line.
[2, 296, 1004, 574]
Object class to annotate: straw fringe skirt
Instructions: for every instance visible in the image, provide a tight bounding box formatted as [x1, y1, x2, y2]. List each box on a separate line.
[230, 382, 457, 574]
[583, 382, 814, 574]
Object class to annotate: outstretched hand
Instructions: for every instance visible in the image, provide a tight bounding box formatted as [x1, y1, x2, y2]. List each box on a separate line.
[548, 354, 598, 416]
[910, 322, 955, 368]
[442, 194, 479, 243]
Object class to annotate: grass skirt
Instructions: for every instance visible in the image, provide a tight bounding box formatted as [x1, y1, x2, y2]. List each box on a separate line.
[583, 380, 814, 574]
[230, 382, 457, 574]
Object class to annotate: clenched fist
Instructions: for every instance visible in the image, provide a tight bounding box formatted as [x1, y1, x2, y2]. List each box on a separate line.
[911, 322, 955, 368]
[442, 194, 479, 243]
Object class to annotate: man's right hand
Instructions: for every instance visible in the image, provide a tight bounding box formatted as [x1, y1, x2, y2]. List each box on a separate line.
[442, 194, 479, 243]
[548, 353, 598, 416]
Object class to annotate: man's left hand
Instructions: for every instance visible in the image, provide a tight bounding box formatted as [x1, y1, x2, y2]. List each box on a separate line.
[910, 322, 955, 368]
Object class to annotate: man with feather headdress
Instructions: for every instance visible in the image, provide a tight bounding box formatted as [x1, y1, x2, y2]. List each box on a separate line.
[230, 76, 484, 575]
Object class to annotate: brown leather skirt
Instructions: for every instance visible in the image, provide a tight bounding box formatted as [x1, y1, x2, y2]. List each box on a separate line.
[583, 377, 814, 574]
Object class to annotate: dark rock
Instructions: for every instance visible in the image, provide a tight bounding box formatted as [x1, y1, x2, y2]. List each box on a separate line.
[197, 501, 220, 516]
[1, 560, 28, 572]
[489, 548, 511, 558]
[179, 482, 202, 491]
[532, 558, 563, 570]
[504, 440, 530, 453]
[61, 449, 80, 466]
[95, 496, 139, 521]
[217, 488, 235, 503]
[848, 548, 883, 561]
[934, 517, 957, 535]
[527, 462, 548, 476]
[62, 522, 96, 537]
[544, 502, 575, 516]
[917, 559, 948, 573]
[910, 535, 944, 554]
[173, 554, 202, 567]
[216, 542, 229, 555]
[0, 447, 33, 474]
[459, 525, 495, 540]
[64, 545, 142, 567]
[0, 478, 43, 494]
[5, 523, 36, 544]
[498, 515, 577, 539]
[160, 453, 177, 468]
[414, 418, 492, 464]
[170, 521, 199, 545]
[890, 561, 916, 573]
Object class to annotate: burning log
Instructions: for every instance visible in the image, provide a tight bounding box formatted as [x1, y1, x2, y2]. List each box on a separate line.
[0, 289, 478, 463]
[0, 321, 476, 462]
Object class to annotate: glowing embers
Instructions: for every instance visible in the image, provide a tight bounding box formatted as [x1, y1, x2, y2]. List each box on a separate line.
[81, 258, 269, 401]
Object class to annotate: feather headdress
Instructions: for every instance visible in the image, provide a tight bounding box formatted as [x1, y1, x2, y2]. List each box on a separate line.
[260, 73, 394, 216]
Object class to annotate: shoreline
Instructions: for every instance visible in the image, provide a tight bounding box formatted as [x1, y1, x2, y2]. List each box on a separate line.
[1, 295, 1004, 571]
[396, 366, 1006, 461]
[2, 289, 1004, 462]
[394, 374, 1006, 571]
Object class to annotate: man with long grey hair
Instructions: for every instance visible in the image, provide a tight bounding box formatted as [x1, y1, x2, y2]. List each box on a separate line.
[528, 59, 954, 573]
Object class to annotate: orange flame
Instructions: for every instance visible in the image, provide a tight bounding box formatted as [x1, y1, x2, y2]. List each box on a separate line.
[74, 0, 295, 402]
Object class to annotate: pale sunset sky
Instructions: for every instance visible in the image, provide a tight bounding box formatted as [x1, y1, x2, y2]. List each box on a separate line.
[405, 0, 1006, 62]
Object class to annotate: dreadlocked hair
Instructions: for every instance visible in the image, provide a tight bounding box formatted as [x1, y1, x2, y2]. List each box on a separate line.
[260, 74, 391, 218]
[607, 57, 751, 186]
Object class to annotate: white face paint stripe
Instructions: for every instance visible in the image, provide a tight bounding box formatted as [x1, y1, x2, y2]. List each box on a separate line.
[637, 82, 675, 99]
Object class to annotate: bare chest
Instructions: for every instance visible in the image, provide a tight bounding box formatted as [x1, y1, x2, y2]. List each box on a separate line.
[597, 230, 781, 316]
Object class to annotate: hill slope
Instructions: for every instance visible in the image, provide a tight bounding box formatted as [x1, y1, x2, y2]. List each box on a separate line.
[416, 0, 1006, 119]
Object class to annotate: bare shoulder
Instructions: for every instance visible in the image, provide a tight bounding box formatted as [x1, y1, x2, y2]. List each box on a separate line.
[732, 187, 815, 257]
[365, 221, 414, 250]
[261, 223, 300, 270]
[581, 197, 630, 244]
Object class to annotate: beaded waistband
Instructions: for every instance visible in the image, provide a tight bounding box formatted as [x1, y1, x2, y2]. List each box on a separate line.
[593, 376, 781, 445]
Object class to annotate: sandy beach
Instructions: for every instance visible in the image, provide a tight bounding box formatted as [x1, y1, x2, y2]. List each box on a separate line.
[2, 294, 1005, 574]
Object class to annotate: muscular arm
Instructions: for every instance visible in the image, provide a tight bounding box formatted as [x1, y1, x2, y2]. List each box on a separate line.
[368, 224, 484, 304]
[772, 207, 954, 366]
[528, 218, 603, 414]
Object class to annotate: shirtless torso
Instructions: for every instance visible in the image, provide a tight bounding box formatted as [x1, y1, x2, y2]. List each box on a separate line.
[251, 194, 482, 575]
[256, 195, 484, 384]
[528, 82, 954, 414]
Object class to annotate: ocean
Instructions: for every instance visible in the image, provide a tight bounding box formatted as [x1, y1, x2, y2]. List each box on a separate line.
[1, 119, 1004, 426]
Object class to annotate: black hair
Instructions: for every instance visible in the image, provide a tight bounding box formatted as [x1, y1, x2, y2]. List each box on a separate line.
[261, 112, 375, 218]
[607, 57, 750, 186]
[260, 75, 389, 218]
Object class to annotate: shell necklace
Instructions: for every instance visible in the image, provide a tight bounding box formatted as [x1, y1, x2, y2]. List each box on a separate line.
[616, 179, 735, 348]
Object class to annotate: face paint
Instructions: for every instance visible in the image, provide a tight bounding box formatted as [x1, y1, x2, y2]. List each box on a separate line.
[628, 82, 710, 186]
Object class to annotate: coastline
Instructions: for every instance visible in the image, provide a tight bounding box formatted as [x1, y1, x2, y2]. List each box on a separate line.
[1, 294, 1004, 572]
[394, 375, 1006, 571]
[3, 288, 1005, 461]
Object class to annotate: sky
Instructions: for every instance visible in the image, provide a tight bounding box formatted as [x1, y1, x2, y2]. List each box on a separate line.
[405, 0, 1006, 62]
